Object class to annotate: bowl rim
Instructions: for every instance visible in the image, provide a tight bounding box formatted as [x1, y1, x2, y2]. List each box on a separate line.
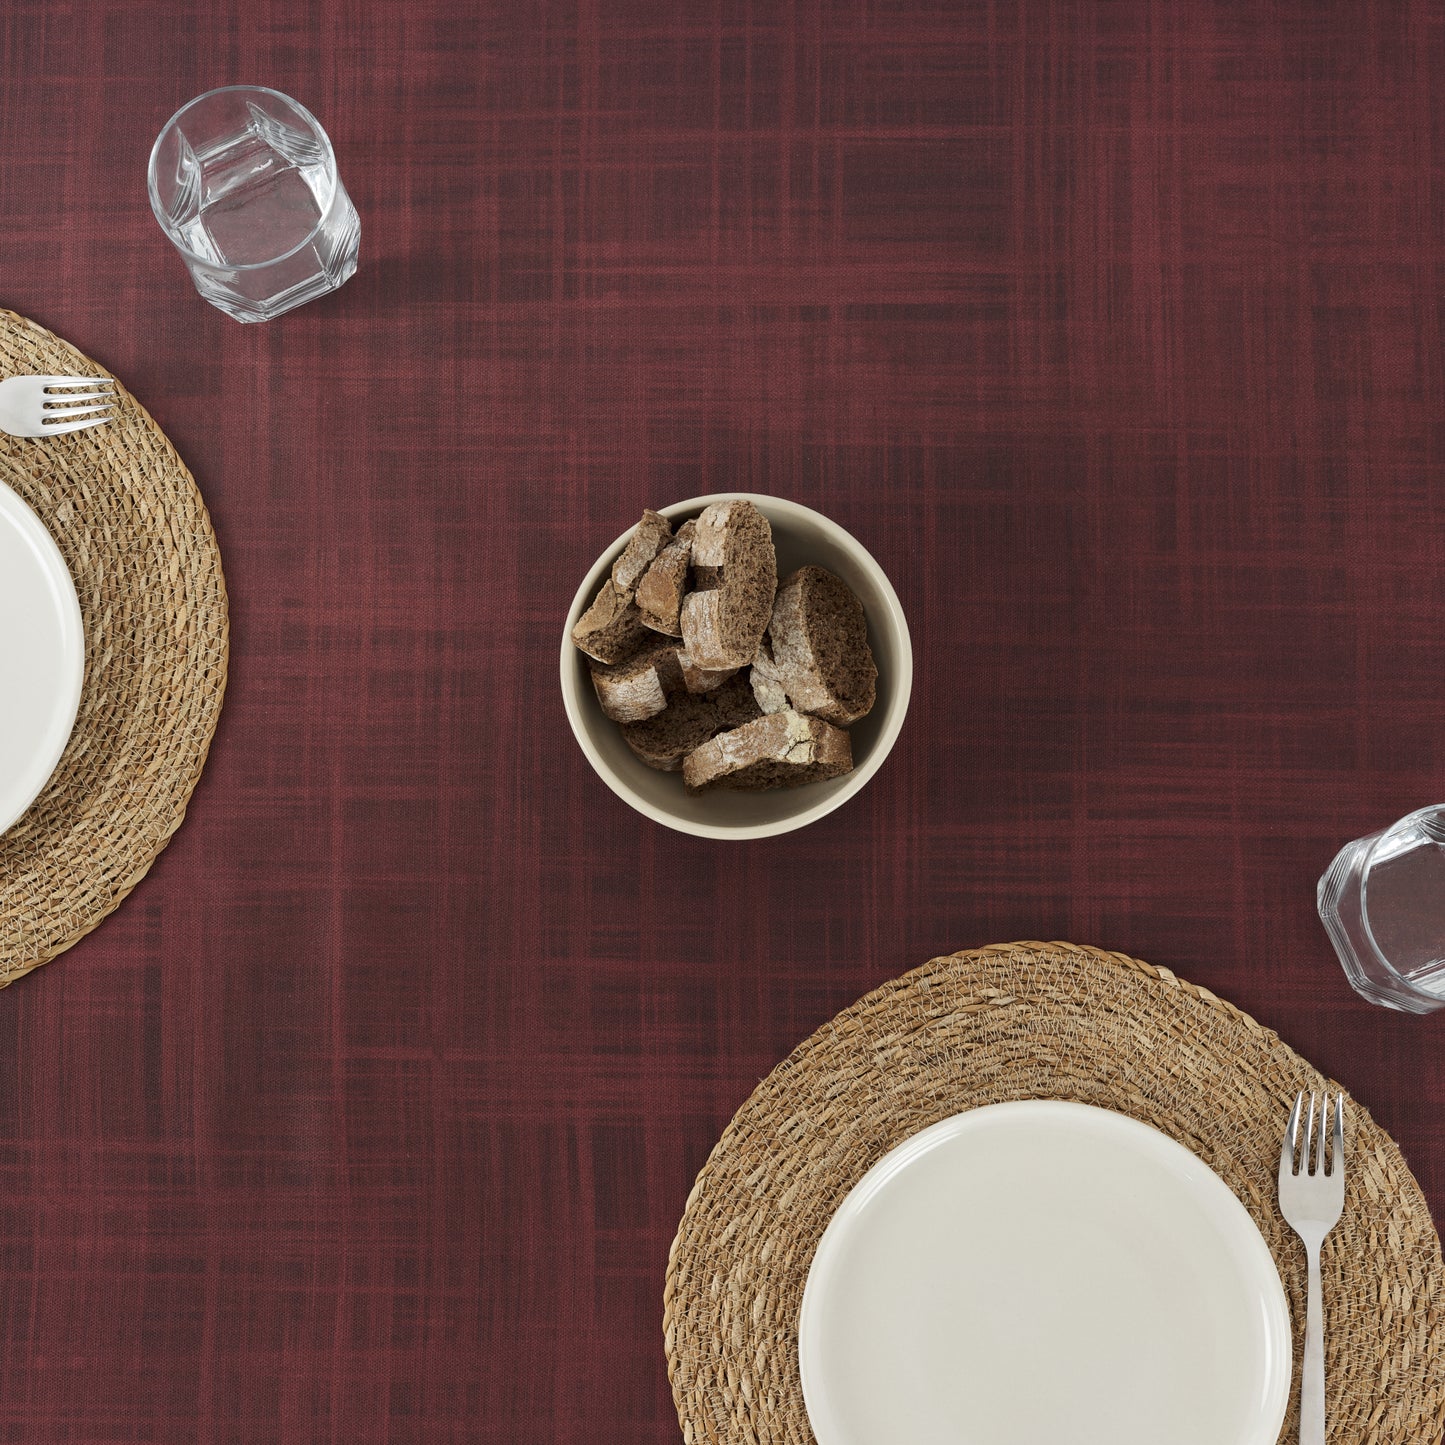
[559, 492, 912, 840]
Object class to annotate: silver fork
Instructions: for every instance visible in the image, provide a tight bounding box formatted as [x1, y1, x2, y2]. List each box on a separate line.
[0, 374, 116, 437]
[1278, 1090, 1345, 1445]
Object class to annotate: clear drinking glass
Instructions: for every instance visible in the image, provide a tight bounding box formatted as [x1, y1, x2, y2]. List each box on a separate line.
[147, 86, 360, 323]
[1318, 805, 1445, 1013]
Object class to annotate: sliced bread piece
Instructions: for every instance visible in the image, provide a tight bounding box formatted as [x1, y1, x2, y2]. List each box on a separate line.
[678, 499, 777, 670]
[590, 640, 684, 722]
[636, 519, 696, 636]
[676, 646, 737, 694]
[760, 565, 877, 725]
[572, 510, 676, 663]
[571, 581, 650, 664]
[619, 673, 761, 772]
[682, 709, 853, 793]
[611, 509, 673, 591]
[748, 638, 790, 714]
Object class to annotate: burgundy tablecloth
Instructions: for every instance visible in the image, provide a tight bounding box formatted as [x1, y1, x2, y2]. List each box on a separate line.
[1, 2, 1442, 1441]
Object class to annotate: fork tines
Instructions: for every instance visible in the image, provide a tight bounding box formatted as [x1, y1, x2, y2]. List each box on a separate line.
[39, 375, 116, 429]
[1281, 1089, 1345, 1177]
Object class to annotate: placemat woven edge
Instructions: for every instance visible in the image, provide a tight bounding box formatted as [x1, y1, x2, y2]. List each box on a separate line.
[0, 307, 230, 986]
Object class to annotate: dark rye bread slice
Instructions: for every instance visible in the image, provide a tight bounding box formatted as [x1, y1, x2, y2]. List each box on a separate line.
[757, 565, 877, 725]
[589, 640, 684, 723]
[571, 582, 650, 663]
[678, 500, 777, 670]
[748, 637, 790, 714]
[619, 672, 761, 772]
[636, 518, 696, 636]
[571, 510, 675, 663]
[682, 710, 853, 793]
[676, 647, 737, 694]
[611, 509, 673, 591]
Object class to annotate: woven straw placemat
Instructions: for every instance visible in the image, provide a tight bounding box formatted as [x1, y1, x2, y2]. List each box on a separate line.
[665, 941, 1445, 1444]
[0, 309, 228, 986]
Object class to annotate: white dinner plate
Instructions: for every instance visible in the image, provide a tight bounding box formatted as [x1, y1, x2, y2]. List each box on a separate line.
[0, 478, 83, 835]
[799, 1100, 1291, 1445]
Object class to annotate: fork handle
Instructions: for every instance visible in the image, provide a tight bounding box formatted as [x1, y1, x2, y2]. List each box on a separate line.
[1301, 1235, 1325, 1445]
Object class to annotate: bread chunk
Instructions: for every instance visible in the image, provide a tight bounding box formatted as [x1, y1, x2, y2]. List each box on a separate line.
[682, 710, 853, 793]
[572, 511, 676, 663]
[636, 519, 696, 636]
[619, 673, 761, 772]
[677, 647, 737, 694]
[571, 581, 650, 663]
[678, 500, 777, 670]
[590, 641, 685, 722]
[611, 509, 673, 591]
[760, 566, 877, 725]
[749, 638, 790, 714]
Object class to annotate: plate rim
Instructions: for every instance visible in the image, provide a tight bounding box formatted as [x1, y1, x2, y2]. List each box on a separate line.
[798, 1098, 1293, 1445]
[0, 476, 84, 835]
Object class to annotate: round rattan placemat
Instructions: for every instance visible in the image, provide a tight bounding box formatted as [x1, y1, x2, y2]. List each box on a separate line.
[0, 309, 228, 986]
[665, 942, 1445, 1444]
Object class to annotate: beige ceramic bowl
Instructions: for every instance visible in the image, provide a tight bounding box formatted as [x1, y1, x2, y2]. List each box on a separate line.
[561, 494, 912, 840]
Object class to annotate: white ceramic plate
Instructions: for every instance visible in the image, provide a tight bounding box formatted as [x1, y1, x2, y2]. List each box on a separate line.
[799, 1101, 1291, 1445]
[0, 479, 83, 835]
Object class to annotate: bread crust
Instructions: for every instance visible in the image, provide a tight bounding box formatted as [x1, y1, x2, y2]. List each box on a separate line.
[572, 511, 678, 663]
[636, 519, 696, 636]
[748, 639, 790, 713]
[760, 566, 877, 725]
[682, 710, 853, 793]
[611, 509, 673, 591]
[571, 581, 649, 663]
[590, 643, 684, 722]
[619, 673, 761, 771]
[677, 589, 732, 670]
[676, 647, 737, 694]
[678, 500, 776, 669]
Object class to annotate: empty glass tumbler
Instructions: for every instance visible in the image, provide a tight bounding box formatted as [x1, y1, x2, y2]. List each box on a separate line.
[1319, 805, 1445, 1014]
[148, 86, 359, 322]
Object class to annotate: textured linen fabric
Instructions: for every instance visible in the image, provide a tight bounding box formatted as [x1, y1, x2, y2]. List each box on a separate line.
[1, 1, 1443, 1440]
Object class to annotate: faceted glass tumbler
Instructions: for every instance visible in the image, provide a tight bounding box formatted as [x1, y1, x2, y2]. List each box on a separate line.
[1318, 805, 1445, 1014]
[147, 86, 360, 323]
